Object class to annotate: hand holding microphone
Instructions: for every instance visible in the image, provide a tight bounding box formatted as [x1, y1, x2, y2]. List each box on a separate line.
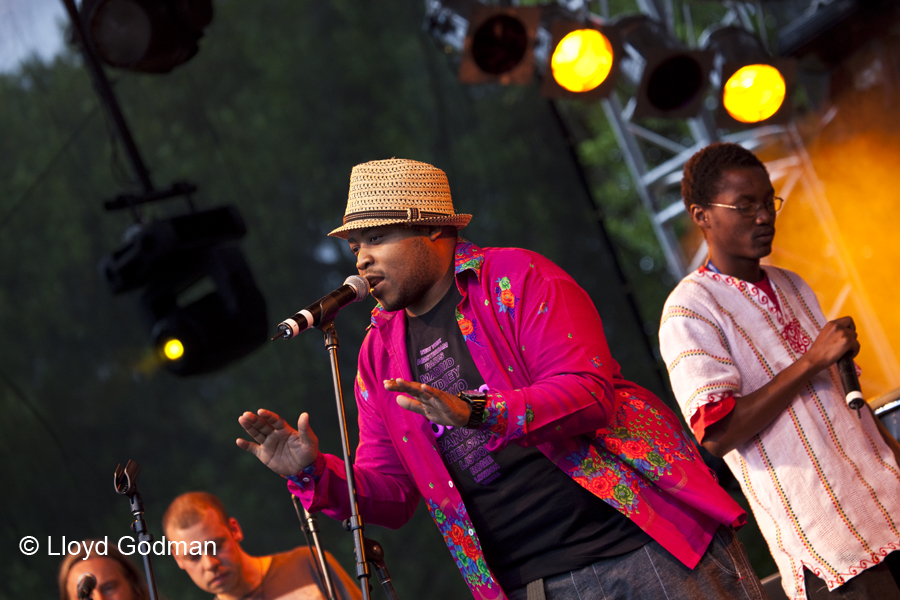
[808, 316, 862, 416]
[272, 275, 370, 340]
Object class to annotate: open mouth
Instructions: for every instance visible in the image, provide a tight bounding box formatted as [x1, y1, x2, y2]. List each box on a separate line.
[365, 275, 384, 293]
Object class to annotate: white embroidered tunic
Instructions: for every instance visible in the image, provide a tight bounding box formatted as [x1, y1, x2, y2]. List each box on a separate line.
[659, 265, 900, 600]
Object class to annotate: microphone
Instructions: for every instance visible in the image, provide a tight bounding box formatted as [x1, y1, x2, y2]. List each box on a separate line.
[273, 275, 369, 340]
[77, 573, 97, 600]
[837, 352, 864, 416]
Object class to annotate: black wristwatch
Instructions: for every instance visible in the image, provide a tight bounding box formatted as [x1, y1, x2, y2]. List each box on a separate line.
[458, 390, 488, 428]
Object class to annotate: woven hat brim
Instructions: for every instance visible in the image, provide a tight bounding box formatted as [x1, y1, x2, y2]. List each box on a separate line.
[327, 214, 472, 239]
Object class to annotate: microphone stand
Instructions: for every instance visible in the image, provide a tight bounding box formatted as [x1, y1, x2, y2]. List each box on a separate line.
[318, 319, 397, 600]
[291, 495, 337, 600]
[113, 460, 160, 600]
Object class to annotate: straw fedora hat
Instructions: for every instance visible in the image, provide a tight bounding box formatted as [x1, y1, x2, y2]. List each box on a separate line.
[328, 158, 472, 239]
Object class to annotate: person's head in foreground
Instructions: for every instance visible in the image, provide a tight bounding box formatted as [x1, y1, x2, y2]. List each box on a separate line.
[163, 491, 257, 597]
[58, 540, 148, 600]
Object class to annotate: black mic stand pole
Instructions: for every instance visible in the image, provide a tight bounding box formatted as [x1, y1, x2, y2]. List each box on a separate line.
[318, 319, 397, 600]
[291, 495, 337, 600]
[114, 460, 160, 600]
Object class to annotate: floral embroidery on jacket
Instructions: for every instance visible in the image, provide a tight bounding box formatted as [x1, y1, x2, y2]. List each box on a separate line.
[494, 276, 518, 318]
[482, 391, 508, 436]
[356, 372, 369, 401]
[454, 238, 484, 275]
[455, 307, 484, 348]
[427, 499, 496, 592]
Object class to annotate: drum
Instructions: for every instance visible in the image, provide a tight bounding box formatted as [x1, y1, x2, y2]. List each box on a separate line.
[871, 388, 900, 441]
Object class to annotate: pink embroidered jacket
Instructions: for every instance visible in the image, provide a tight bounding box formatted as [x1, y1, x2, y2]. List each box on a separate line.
[288, 239, 745, 599]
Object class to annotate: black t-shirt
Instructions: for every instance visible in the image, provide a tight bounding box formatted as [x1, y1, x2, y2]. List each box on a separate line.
[406, 284, 650, 591]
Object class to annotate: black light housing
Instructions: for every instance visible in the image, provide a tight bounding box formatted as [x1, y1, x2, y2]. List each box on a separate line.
[458, 5, 541, 85]
[80, 0, 213, 73]
[100, 206, 267, 376]
[616, 15, 714, 119]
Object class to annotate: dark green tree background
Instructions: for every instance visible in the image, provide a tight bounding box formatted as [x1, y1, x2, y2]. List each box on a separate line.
[0, 1, 753, 598]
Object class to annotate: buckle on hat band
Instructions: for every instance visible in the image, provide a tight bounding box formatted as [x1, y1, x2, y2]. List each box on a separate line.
[342, 209, 450, 225]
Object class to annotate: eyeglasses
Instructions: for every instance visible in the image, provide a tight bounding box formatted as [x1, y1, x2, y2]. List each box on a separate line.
[706, 197, 784, 217]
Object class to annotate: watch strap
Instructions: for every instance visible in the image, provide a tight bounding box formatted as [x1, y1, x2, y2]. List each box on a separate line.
[458, 390, 487, 428]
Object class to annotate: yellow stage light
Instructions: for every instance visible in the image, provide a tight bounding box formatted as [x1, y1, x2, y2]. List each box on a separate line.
[162, 338, 185, 361]
[551, 29, 614, 93]
[723, 64, 786, 123]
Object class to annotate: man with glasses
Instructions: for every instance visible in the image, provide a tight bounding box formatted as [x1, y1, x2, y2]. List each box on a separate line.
[659, 142, 900, 600]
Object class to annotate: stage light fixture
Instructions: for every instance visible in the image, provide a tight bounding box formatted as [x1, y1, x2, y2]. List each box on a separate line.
[100, 206, 268, 376]
[162, 338, 184, 360]
[458, 5, 540, 85]
[541, 20, 620, 99]
[722, 64, 786, 123]
[702, 25, 797, 127]
[615, 15, 713, 119]
[80, 0, 213, 73]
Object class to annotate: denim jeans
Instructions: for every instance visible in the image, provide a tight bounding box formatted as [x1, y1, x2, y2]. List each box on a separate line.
[507, 525, 768, 600]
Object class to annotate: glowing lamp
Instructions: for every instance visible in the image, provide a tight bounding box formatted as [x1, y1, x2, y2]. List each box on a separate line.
[701, 25, 796, 127]
[541, 21, 620, 99]
[722, 64, 787, 123]
[551, 29, 614, 93]
[162, 339, 184, 361]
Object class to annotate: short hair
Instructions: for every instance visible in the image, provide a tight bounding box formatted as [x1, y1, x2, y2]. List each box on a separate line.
[681, 142, 768, 209]
[162, 491, 230, 536]
[57, 539, 148, 600]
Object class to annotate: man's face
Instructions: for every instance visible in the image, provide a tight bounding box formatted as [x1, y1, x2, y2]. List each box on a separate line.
[348, 225, 448, 314]
[697, 166, 777, 263]
[168, 508, 245, 596]
[66, 557, 135, 600]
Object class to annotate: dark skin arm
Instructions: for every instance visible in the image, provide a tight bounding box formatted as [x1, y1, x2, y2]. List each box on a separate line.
[703, 316, 859, 457]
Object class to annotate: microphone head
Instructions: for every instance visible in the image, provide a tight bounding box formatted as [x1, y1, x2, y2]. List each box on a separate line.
[343, 275, 370, 302]
[77, 573, 97, 599]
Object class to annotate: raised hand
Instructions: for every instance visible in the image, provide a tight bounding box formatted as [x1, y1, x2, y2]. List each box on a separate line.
[236, 409, 319, 476]
[386, 378, 470, 427]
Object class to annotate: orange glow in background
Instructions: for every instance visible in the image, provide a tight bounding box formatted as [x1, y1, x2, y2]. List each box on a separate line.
[763, 85, 900, 399]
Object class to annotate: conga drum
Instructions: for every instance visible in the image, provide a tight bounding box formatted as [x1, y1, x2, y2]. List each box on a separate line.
[870, 388, 900, 441]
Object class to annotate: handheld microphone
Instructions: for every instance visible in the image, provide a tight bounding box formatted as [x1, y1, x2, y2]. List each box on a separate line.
[77, 573, 97, 600]
[837, 352, 864, 416]
[273, 275, 369, 340]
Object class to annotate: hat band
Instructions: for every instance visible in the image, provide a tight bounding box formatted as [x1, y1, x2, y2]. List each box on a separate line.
[342, 208, 452, 225]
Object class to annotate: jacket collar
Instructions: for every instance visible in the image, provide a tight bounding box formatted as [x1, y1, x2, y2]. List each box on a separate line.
[368, 238, 484, 329]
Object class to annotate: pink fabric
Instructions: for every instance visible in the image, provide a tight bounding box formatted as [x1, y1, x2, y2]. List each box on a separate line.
[288, 240, 745, 599]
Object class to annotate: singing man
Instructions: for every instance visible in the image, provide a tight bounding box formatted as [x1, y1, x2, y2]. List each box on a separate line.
[238, 158, 767, 599]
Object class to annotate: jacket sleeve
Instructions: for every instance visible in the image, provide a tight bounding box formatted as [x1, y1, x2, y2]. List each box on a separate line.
[287, 338, 421, 528]
[474, 252, 623, 449]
